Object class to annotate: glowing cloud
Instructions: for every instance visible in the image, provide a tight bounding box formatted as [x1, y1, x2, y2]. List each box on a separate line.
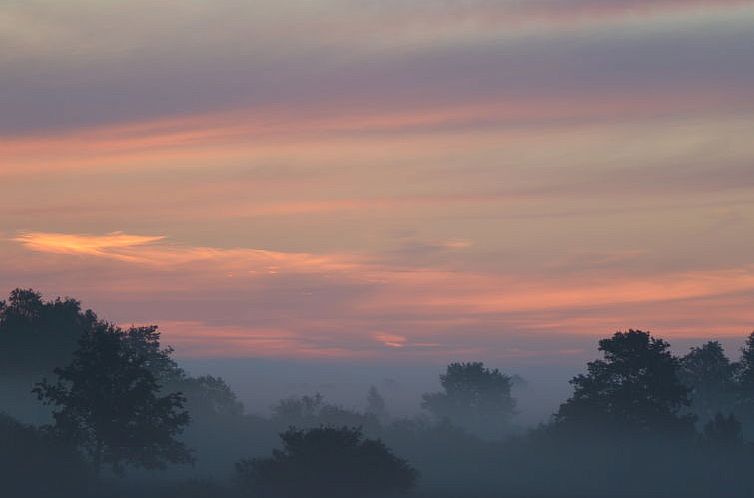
[12, 232, 165, 260]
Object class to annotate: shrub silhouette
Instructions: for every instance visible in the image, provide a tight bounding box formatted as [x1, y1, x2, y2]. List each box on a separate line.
[236, 426, 417, 498]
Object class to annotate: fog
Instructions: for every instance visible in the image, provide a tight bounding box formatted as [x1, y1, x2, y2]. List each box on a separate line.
[180, 357, 579, 425]
[4, 290, 754, 498]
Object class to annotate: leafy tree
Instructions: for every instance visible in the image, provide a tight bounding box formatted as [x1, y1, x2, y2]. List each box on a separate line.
[679, 341, 736, 425]
[735, 332, 754, 390]
[365, 385, 388, 422]
[0, 289, 96, 377]
[34, 322, 193, 476]
[178, 374, 245, 419]
[0, 289, 98, 422]
[555, 330, 694, 436]
[732, 332, 754, 438]
[236, 426, 417, 498]
[421, 362, 516, 438]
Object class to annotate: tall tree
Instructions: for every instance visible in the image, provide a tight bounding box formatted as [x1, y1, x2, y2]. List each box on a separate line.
[236, 426, 417, 498]
[555, 330, 694, 436]
[733, 332, 754, 437]
[679, 341, 736, 425]
[422, 362, 516, 439]
[34, 322, 193, 476]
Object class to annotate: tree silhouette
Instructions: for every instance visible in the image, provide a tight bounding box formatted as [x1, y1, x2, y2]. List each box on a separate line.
[555, 330, 694, 436]
[422, 362, 516, 438]
[679, 341, 736, 426]
[0, 289, 99, 422]
[178, 374, 245, 419]
[0, 289, 96, 377]
[34, 322, 193, 476]
[732, 332, 754, 437]
[236, 426, 417, 498]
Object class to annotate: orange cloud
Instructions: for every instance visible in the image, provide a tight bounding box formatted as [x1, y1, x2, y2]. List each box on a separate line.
[12, 231, 165, 260]
[10, 231, 361, 275]
[9, 230, 754, 360]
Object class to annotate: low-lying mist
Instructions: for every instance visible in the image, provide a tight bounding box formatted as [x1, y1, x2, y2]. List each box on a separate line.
[3, 289, 754, 498]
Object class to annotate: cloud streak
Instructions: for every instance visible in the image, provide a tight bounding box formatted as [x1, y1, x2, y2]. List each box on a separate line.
[3, 2, 754, 361]
[7, 231, 754, 358]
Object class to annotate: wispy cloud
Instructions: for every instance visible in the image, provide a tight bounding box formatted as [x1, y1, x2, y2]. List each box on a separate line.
[11, 231, 360, 273]
[12, 232, 165, 260]
[2, 2, 754, 361]
[7, 231, 754, 358]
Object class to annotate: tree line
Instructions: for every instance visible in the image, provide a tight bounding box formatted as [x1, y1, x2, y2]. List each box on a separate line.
[3, 288, 754, 497]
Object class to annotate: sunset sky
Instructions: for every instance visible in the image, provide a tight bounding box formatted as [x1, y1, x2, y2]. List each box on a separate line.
[3, 0, 754, 363]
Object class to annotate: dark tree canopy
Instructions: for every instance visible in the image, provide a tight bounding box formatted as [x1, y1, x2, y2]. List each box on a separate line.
[236, 426, 417, 498]
[422, 362, 516, 438]
[0, 289, 96, 377]
[34, 322, 193, 475]
[555, 330, 694, 436]
[732, 332, 754, 438]
[680, 341, 737, 425]
[735, 332, 754, 392]
[178, 374, 245, 419]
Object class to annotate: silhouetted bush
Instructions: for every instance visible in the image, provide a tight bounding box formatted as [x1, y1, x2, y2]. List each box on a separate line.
[236, 426, 417, 498]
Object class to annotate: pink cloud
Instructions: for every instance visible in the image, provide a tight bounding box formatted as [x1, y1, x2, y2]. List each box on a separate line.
[7, 231, 754, 358]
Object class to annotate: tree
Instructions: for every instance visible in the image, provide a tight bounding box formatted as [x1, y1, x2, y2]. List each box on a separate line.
[178, 374, 245, 419]
[34, 322, 193, 476]
[236, 426, 417, 498]
[421, 362, 516, 438]
[555, 330, 694, 437]
[365, 385, 388, 422]
[0, 289, 96, 377]
[732, 332, 754, 437]
[679, 341, 736, 426]
[0, 289, 98, 422]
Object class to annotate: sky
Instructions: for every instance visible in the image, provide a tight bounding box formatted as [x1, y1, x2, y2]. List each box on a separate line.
[3, 0, 754, 367]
